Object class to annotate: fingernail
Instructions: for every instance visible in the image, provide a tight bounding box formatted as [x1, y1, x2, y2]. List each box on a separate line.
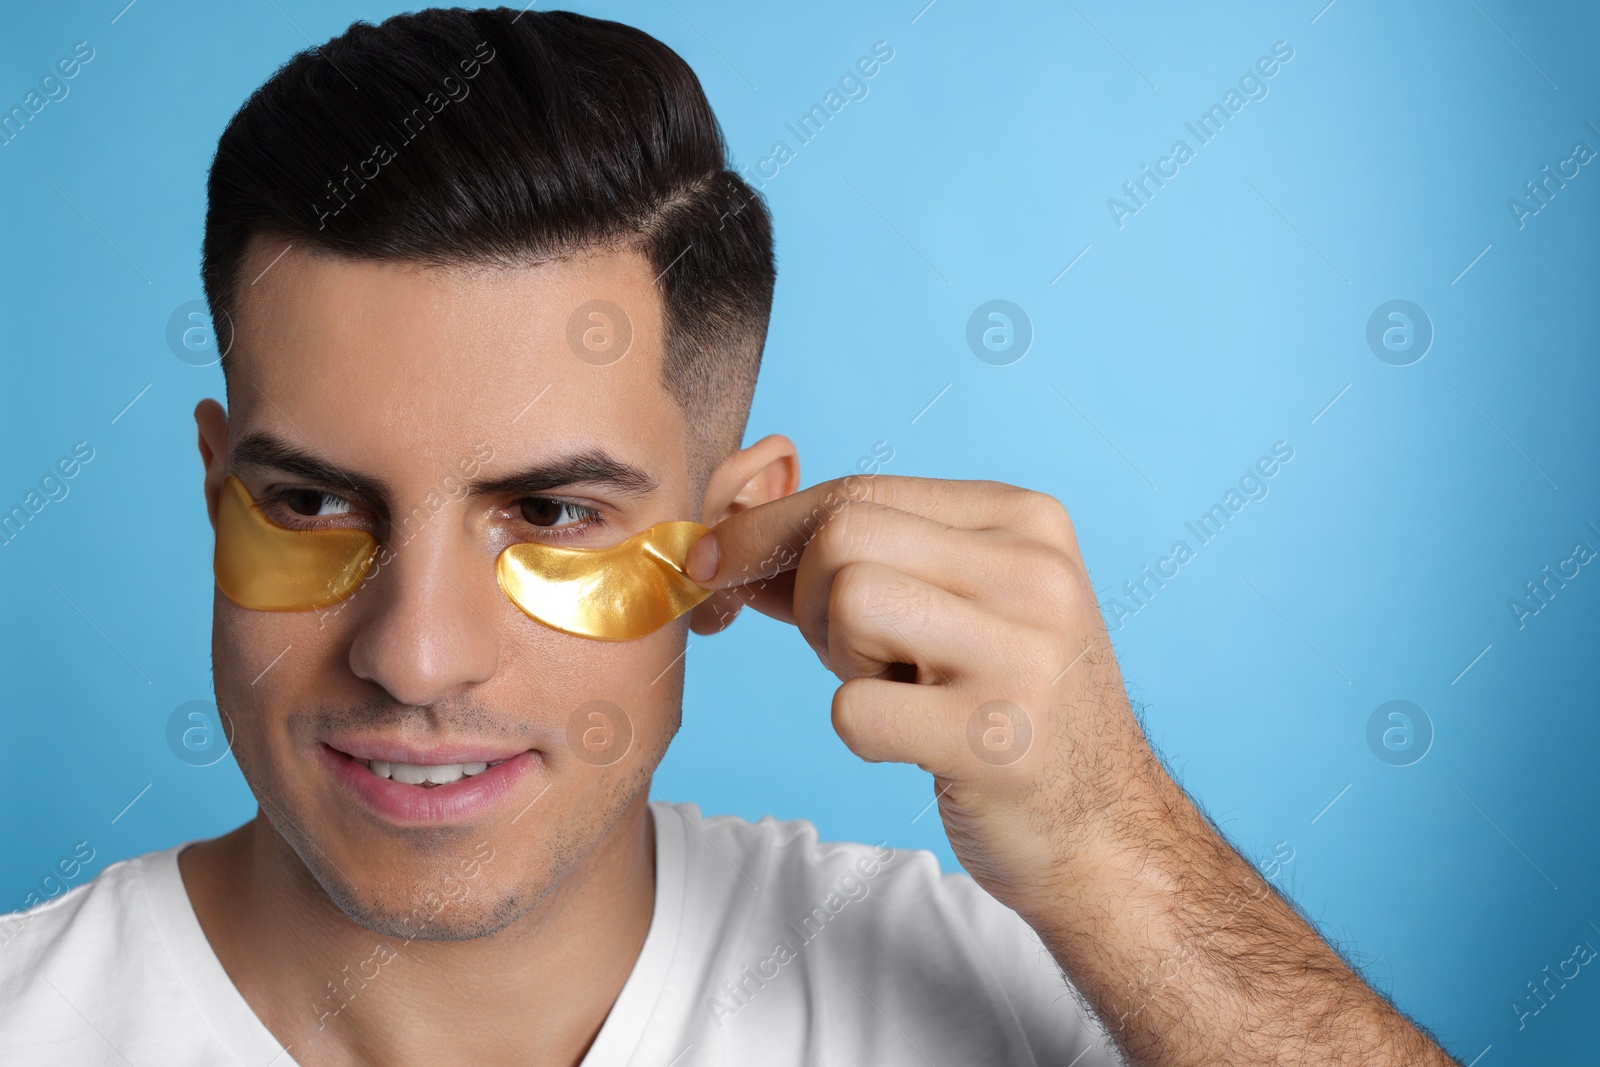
[686, 533, 719, 584]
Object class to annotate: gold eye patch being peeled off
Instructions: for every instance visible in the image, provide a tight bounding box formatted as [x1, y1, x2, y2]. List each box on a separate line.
[496, 522, 713, 641]
[214, 475, 378, 611]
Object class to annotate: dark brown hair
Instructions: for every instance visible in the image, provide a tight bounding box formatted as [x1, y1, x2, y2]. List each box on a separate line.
[202, 6, 775, 490]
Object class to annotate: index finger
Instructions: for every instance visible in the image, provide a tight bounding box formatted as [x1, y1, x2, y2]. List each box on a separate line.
[684, 473, 1045, 590]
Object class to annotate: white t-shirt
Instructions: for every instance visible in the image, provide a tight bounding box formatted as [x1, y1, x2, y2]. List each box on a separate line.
[0, 801, 1120, 1066]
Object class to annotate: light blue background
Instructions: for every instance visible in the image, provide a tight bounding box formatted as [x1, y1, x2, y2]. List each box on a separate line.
[3, 0, 1597, 1060]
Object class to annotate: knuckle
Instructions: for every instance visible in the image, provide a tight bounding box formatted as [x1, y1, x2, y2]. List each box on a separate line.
[813, 498, 879, 563]
[1013, 488, 1077, 543]
[830, 677, 874, 745]
[828, 561, 873, 632]
[840, 470, 890, 507]
[833, 561, 929, 634]
[832, 678, 915, 757]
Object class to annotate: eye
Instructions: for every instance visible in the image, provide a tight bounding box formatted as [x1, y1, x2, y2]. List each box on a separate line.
[283, 488, 353, 518]
[517, 496, 601, 531]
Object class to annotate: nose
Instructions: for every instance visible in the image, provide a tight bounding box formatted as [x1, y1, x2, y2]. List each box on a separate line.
[346, 524, 501, 707]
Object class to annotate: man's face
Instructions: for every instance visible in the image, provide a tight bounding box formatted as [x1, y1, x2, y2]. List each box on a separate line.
[199, 238, 693, 938]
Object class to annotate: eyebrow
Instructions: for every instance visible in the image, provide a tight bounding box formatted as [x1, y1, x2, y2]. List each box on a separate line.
[231, 431, 661, 506]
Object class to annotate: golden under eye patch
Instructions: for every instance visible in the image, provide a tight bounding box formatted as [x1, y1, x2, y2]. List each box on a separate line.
[214, 474, 710, 639]
[495, 522, 713, 641]
[214, 475, 378, 611]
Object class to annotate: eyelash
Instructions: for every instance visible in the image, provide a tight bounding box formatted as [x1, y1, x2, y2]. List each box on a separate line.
[513, 498, 605, 541]
[260, 489, 355, 531]
[261, 488, 606, 541]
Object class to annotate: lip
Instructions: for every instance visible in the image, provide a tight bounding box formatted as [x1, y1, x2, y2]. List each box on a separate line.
[325, 737, 531, 765]
[318, 741, 540, 824]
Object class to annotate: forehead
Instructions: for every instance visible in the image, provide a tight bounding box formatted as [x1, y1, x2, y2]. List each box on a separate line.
[225, 237, 684, 496]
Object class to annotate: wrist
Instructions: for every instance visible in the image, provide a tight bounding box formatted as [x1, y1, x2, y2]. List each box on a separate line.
[1001, 733, 1191, 933]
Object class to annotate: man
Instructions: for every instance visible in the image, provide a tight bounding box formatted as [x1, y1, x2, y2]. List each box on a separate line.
[1, 8, 1458, 1065]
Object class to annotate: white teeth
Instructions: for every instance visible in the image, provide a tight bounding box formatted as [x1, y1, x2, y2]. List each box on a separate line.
[363, 759, 494, 785]
[390, 762, 428, 785]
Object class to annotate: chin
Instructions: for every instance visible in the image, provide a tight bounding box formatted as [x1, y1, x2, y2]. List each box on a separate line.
[296, 828, 556, 942]
[327, 878, 533, 942]
[269, 784, 627, 943]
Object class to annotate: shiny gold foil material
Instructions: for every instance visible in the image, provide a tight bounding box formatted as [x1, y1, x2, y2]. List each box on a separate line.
[497, 522, 713, 641]
[214, 475, 377, 611]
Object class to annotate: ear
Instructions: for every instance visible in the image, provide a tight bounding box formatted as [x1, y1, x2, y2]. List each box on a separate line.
[688, 433, 800, 635]
[195, 398, 230, 530]
[700, 433, 800, 527]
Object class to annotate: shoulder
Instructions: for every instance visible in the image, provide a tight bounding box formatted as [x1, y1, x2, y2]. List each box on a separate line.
[659, 800, 1043, 950]
[0, 849, 158, 991]
[659, 799, 902, 894]
[666, 800, 1024, 947]
[0, 843, 206, 1059]
[652, 802, 1118, 1065]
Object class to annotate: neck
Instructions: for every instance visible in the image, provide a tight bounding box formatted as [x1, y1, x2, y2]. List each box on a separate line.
[179, 794, 657, 1067]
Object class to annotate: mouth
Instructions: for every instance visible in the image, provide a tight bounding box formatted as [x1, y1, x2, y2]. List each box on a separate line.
[318, 741, 541, 823]
[359, 757, 506, 787]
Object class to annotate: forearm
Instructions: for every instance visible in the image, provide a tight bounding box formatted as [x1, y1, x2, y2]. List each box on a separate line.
[1027, 748, 1457, 1066]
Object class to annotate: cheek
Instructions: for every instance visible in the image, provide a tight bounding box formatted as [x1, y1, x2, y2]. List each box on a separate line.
[212, 595, 292, 680]
[212, 593, 347, 697]
[210, 594, 355, 770]
[540, 622, 687, 773]
[210, 596, 281, 753]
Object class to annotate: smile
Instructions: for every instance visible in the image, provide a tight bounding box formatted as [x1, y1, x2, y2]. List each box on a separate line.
[318, 741, 541, 823]
[360, 758, 503, 786]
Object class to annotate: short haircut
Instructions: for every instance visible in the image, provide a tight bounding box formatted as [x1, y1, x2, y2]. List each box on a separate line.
[201, 6, 775, 495]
